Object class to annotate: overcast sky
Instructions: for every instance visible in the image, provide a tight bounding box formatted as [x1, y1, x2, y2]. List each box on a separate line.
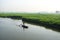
[0, 0, 60, 12]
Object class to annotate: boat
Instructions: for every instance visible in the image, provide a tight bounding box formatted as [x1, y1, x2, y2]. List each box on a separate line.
[22, 25, 28, 28]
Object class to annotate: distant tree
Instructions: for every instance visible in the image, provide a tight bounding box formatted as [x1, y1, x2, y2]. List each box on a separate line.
[56, 11, 60, 13]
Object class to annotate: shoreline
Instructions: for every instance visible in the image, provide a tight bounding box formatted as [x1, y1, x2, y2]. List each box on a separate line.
[0, 16, 60, 32]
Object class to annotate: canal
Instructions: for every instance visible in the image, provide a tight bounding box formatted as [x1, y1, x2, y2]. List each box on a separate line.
[0, 18, 60, 40]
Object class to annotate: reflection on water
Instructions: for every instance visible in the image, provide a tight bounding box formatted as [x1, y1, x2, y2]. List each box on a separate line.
[0, 18, 60, 40]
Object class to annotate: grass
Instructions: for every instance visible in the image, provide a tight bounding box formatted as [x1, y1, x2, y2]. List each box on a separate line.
[0, 13, 60, 27]
[0, 13, 60, 32]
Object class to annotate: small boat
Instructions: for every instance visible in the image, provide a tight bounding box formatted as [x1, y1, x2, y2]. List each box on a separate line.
[22, 25, 28, 28]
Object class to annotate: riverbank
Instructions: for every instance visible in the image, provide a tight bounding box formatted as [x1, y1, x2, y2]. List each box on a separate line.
[0, 13, 60, 30]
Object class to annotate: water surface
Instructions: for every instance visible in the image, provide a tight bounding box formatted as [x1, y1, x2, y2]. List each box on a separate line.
[0, 18, 60, 40]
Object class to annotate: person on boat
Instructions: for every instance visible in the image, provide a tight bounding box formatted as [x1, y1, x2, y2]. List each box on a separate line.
[18, 18, 28, 29]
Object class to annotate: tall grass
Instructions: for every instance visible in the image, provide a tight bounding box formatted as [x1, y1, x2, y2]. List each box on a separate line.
[0, 13, 60, 27]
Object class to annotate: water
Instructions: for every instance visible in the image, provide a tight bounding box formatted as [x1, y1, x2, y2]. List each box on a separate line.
[0, 18, 60, 40]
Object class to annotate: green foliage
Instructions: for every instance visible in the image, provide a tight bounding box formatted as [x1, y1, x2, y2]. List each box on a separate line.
[0, 13, 60, 25]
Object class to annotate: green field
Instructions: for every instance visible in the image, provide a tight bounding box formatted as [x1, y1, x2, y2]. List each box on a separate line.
[0, 13, 60, 28]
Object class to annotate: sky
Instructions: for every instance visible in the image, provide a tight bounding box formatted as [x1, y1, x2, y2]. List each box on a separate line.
[0, 0, 60, 13]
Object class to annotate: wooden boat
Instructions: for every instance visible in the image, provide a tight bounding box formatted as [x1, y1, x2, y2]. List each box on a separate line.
[22, 25, 28, 28]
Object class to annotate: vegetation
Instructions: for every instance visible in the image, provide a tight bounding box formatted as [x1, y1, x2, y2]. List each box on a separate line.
[0, 13, 60, 29]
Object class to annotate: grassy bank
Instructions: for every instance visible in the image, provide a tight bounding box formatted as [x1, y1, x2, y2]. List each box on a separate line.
[0, 13, 60, 29]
